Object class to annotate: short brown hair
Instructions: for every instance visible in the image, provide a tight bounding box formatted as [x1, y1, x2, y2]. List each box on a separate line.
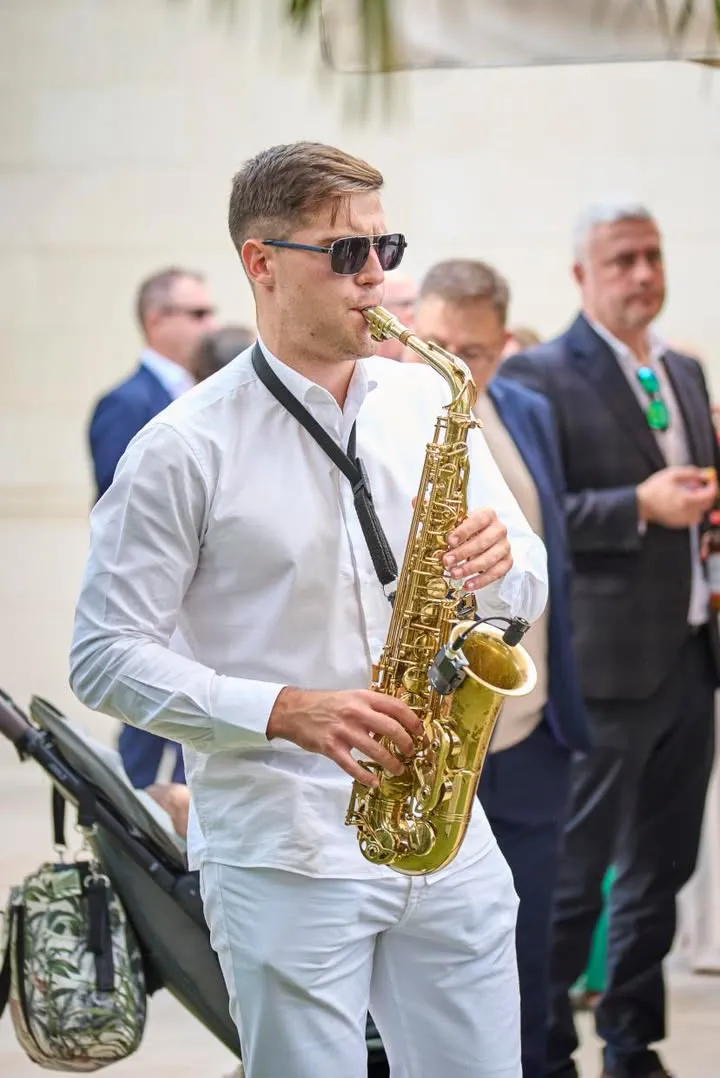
[228, 142, 384, 255]
[419, 259, 510, 325]
[135, 267, 204, 330]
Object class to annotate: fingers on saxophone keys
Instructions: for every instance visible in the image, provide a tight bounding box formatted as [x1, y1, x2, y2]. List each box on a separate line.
[354, 733, 405, 777]
[447, 508, 495, 550]
[445, 521, 507, 570]
[336, 749, 381, 788]
[464, 553, 514, 592]
[458, 538, 512, 580]
[364, 690, 423, 738]
[368, 716, 415, 757]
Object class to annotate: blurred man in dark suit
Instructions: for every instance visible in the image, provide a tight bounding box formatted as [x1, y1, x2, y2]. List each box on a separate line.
[502, 202, 720, 1078]
[88, 266, 216, 787]
[89, 267, 216, 499]
[415, 259, 590, 1078]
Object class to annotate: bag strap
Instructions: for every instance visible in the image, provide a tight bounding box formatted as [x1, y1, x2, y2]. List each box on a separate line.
[251, 343, 398, 603]
[51, 788, 114, 991]
[52, 785, 97, 851]
[0, 906, 11, 1019]
[52, 787, 66, 849]
[85, 876, 115, 993]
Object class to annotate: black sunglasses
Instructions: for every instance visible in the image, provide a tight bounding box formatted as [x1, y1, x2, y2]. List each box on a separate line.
[262, 233, 407, 276]
[636, 365, 670, 432]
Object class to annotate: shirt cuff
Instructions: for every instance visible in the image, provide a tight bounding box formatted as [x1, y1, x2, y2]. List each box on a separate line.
[472, 536, 548, 626]
[211, 676, 287, 751]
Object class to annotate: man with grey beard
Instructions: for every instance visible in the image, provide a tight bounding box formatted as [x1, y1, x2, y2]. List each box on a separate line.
[502, 201, 720, 1078]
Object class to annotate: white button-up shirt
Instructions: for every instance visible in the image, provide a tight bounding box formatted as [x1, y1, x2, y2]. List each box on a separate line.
[70, 342, 548, 879]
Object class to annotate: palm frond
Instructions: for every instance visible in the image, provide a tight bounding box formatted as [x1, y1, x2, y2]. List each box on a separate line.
[675, 0, 696, 37]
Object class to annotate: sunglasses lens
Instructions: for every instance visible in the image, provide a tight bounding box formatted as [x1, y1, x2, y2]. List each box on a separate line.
[637, 366, 659, 394]
[647, 400, 669, 431]
[636, 366, 668, 431]
[330, 237, 371, 275]
[377, 233, 406, 271]
[328, 234, 407, 274]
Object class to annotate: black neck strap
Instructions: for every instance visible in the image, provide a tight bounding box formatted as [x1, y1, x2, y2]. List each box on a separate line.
[251, 343, 398, 602]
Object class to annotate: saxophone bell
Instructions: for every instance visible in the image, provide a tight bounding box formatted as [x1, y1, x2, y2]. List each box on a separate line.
[428, 615, 531, 696]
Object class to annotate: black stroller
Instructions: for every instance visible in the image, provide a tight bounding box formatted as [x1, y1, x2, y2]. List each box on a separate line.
[0, 690, 389, 1076]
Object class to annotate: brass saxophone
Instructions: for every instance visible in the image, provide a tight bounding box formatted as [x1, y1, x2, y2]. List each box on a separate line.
[345, 305, 537, 876]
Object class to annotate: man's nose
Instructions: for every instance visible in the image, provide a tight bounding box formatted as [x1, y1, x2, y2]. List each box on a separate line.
[633, 255, 657, 283]
[357, 246, 385, 286]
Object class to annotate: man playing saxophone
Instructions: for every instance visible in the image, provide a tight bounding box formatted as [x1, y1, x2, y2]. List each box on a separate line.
[69, 142, 548, 1078]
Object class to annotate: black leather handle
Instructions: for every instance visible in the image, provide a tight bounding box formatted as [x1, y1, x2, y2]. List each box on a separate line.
[0, 688, 31, 746]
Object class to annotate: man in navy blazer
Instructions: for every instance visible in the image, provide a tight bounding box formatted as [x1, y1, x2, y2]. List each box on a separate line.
[88, 266, 217, 786]
[415, 260, 590, 1078]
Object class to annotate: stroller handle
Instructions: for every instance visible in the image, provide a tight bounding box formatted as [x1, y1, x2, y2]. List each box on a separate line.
[0, 688, 33, 746]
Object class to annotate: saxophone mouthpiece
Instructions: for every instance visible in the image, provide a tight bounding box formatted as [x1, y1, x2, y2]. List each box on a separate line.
[362, 305, 409, 345]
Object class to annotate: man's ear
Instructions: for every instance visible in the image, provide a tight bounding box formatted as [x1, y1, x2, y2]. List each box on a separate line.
[242, 239, 274, 288]
[572, 260, 585, 288]
[143, 308, 163, 337]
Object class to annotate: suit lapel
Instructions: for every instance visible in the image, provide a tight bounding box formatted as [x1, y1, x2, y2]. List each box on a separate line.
[568, 316, 665, 472]
[662, 352, 713, 467]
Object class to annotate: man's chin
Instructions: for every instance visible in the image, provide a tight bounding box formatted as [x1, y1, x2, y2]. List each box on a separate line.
[364, 331, 381, 357]
[626, 299, 664, 328]
[349, 321, 376, 357]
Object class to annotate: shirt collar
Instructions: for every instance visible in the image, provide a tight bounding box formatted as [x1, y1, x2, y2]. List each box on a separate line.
[256, 336, 378, 425]
[140, 348, 196, 399]
[586, 315, 666, 368]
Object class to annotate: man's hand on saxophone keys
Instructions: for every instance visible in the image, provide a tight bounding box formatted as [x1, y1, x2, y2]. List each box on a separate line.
[265, 687, 423, 787]
[443, 508, 513, 592]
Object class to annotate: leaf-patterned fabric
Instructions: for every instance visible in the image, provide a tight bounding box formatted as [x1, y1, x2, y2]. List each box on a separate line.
[1, 860, 146, 1070]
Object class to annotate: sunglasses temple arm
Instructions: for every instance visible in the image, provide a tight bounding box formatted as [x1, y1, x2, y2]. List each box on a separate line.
[263, 240, 329, 254]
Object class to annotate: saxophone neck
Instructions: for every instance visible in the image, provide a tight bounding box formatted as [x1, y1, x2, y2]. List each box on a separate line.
[363, 305, 478, 415]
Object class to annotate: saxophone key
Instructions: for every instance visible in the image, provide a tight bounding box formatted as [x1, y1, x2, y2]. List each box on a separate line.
[418, 603, 437, 625]
[426, 577, 448, 600]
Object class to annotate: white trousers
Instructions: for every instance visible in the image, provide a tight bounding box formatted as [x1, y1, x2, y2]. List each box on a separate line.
[200, 844, 521, 1078]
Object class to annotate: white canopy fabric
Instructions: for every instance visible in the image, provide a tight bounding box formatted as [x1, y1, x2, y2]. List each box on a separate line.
[318, 0, 720, 72]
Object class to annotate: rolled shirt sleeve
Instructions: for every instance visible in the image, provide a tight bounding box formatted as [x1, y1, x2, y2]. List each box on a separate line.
[69, 421, 285, 753]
